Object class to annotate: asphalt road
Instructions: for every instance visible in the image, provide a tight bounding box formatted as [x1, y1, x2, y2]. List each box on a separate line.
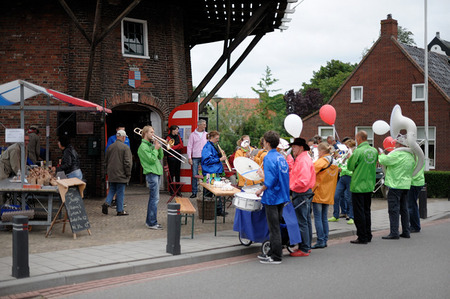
[61, 220, 450, 299]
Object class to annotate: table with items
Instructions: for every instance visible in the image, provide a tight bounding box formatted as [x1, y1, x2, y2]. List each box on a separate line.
[0, 177, 59, 231]
[199, 181, 241, 236]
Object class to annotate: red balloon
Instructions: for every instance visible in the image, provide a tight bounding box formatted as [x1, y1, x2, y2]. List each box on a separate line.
[319, 104, 336, 125]
[383, 136, 396, 152]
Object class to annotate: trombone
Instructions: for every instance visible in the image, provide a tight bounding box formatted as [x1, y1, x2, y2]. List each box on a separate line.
[134, 127, 187, 163]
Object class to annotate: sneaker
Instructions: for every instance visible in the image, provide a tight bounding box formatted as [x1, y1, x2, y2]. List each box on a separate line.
[257, 253, 268, 260]
[328, 216, 339, 222]
[190, 193, 197, 198]
[146, 223, 163, 230]
[290, 250, 309, 257]
[347, 219, 354, 225]
[260, 257, 282, 264]
[117, 211, 129, 216]
[101, 203, 108, 215]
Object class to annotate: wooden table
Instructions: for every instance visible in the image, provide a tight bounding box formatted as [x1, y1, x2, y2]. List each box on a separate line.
[199, 182, 240, 236]
[0, 178, 59, 231]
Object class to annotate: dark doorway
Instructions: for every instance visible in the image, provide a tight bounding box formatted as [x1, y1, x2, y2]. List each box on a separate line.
[106, 104, 153, 184]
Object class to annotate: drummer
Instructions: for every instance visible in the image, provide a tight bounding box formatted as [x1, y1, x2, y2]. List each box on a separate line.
[234, 135, 261, 187]
[255, 131, 290, 265]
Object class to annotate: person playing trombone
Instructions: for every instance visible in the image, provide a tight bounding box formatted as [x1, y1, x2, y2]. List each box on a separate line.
[137, 126, 164, 230]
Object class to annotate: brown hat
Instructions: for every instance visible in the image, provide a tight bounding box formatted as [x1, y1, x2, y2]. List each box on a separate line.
[289, 137, 310, 151]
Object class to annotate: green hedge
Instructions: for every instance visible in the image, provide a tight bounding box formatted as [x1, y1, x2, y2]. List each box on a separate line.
[424, 171, 450, 198]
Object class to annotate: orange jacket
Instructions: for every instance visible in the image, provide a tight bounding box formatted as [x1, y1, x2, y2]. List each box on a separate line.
[312, 154, 338, 205]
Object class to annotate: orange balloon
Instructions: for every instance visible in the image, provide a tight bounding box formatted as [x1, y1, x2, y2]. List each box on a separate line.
[383, 136, 396, 152]
[319, 104, 336, 125]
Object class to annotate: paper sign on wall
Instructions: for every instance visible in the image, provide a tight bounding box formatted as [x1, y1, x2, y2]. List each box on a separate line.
[5, 128, 24, 143]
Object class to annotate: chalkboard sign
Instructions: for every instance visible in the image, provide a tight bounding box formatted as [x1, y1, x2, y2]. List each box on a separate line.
[64, 186, 91, 233]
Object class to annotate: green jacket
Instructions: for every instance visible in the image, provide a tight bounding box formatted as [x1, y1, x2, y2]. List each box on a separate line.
[411, 163, 425, 187]
[137, 139, 164, 176]
[339, 163, 353, 177]
[378, 150, 415, 190]
[347, 141, 378, 193]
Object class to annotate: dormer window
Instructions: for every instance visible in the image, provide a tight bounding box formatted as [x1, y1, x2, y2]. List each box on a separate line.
[412, 84, 425, 102]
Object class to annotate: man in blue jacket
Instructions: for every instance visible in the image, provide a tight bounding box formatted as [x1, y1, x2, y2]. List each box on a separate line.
[256, 131, 290, 264]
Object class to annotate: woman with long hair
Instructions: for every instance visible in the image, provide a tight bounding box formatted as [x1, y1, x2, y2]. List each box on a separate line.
[311, 142, 338, 249]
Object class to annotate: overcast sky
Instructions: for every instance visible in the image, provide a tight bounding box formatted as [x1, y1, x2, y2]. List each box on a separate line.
[190, 0, 450, 98]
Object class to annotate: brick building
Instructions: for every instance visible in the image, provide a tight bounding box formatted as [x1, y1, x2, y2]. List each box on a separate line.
[302, 15, 450, 171]
[0, 1, 294, 195]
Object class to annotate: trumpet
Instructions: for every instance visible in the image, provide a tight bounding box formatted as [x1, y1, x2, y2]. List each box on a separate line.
[217, 143, 232, 172]
[134, 127, 187, 163]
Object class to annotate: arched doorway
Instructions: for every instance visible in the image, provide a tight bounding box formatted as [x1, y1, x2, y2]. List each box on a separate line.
[106, 103, 163, 184]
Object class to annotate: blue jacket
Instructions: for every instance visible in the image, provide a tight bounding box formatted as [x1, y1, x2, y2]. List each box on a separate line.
[201, 141, 224, 175]
[262, 149, 290, 206]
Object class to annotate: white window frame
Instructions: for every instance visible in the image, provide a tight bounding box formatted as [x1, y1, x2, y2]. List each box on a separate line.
[351, 86, 363, 103]
[412, 83, 425, 102]
[355, 126, 374, 146]
[121, 17, 150, 59]
[318, 126, 335, 141]
[417, 126, 436, 169]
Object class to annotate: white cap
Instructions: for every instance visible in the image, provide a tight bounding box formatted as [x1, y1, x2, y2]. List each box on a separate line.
[116, 129, 127, 137]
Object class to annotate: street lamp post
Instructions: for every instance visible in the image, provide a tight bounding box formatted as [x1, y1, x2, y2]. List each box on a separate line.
[213, 96, 222, 131]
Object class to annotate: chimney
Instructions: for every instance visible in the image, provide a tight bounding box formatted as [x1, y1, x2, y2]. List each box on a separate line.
[380, 14, 398, 39]
[436, 32, 440, 39]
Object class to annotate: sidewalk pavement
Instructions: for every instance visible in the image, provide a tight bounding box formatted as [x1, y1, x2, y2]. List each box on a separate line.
[1, 198, 449, 296]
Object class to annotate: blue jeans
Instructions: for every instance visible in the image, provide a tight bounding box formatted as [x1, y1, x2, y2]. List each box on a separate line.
[106, 183, 126, 212]
[407, 185, 422, 231]
[312, 203, 329, 246]
[292, 190, 313, 253]
[67, 168, 83, 180]
[387, 188, 410, 237]
[191, 158, 201, 195]
[333, 175, 353, 219]
[145, 173, 161, 226]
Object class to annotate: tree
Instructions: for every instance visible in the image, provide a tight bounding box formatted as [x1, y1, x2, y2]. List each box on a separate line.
[397, 25, 416, 46]
[361, 25, 416, 58]
[284, 88, 323, 118]
[301, 60, 356, 103]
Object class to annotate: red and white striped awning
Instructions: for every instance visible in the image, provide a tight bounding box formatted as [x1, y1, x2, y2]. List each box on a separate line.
[0, 80, 111, 113]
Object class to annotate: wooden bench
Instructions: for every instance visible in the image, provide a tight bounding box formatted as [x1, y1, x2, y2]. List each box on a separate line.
[175, 197, 196, 239]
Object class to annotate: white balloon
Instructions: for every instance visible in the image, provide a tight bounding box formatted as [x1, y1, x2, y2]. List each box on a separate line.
[284, 114, 303, 137]
[372, 120, 390, 135]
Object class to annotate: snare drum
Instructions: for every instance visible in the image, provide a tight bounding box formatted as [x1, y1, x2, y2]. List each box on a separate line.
[241, 185, 261, 194]
[233, 192, 262, 211]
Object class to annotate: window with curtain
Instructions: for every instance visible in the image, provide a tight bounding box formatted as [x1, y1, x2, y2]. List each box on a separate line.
[412, 84, 425, 102]
[351, 86, 363, 103]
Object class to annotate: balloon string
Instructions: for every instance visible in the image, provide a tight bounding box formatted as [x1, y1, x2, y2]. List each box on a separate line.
[333, 124, 341, 142]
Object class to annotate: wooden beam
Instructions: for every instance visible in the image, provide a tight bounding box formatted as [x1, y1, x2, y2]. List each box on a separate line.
[84, 0, 102, 100]
[200, 33, 264, 111]
[93, 0, 142, 47]
[57, 0, 92, 44]
[187, 1, 273, 103]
